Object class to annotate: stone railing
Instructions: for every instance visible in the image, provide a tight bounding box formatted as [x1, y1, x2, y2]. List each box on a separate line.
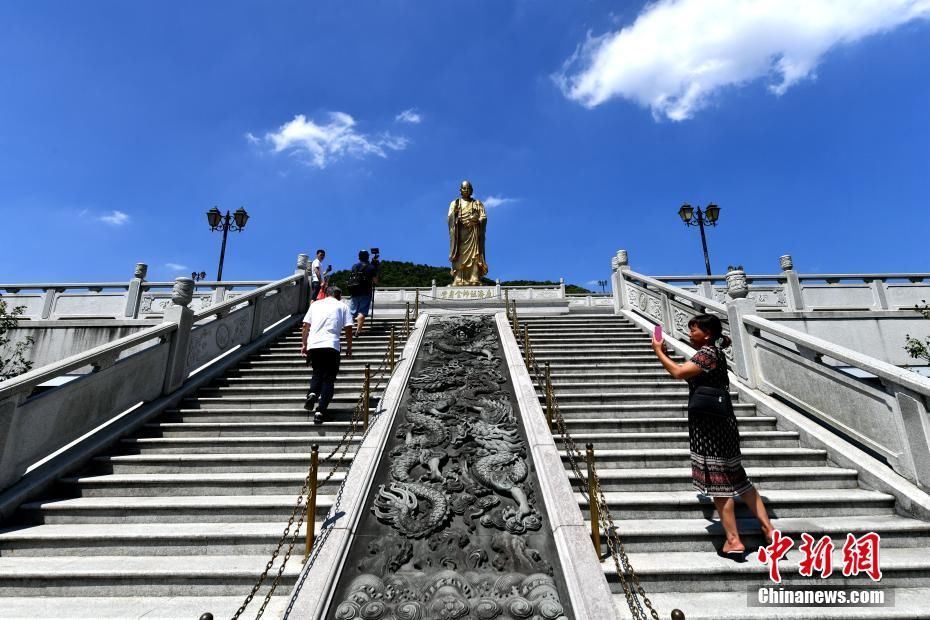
[642, 254, 930, 312]
[611, 250, 930, 490]
[0, 261, 269, 321]
[372, 280, 566, 303]
[0, 255, 310, 494]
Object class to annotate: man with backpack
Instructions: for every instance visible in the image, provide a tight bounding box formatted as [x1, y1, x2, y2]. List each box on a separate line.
[346, 249, 378, 336]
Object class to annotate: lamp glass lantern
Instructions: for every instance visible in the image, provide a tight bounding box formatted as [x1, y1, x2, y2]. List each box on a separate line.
[678, 203, 694, 224]
[206, 207, 222, 229]
[233, 207, 249, 229]
[704, 203, 720, 224]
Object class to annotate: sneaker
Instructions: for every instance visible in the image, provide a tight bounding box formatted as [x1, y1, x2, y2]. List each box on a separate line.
[303, 393, 318, 411]
[313, 411, 324, 425]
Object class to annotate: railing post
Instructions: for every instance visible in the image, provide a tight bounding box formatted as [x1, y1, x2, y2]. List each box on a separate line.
[868, 278, 890, 310]
[725, 296, 760, 389]
[586, 443, 601, 551]
[296, 253, 310, 314]
[363, 364, 371, 430]
[162, 278, 196, 395]
[125, 262, 147, 318]
[431, 279, 437, 299]
[559, 277, 566, 299]
[304, 444, 320, 561]
[389, 326, 396, 372]
[545, 362, 553, 427]
[40, 287, 59, 319]
[611, 249, 630, 314]
[780, 255, 805, 311]
[249, 291, 266, 341]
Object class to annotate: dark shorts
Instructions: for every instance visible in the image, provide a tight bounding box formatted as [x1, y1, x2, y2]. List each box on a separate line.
[349, 295, 371, 318]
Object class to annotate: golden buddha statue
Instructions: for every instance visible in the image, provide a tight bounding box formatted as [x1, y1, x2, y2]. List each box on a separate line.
[448, 180, 489, 286]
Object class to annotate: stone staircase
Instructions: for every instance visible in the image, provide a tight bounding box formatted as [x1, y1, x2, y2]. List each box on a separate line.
[0, 317, 403, 619]
[519, 314, 930, 619]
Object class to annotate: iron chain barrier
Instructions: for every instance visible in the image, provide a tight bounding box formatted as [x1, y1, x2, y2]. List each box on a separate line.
[510, 306, 685, 620]
[224, 320, 402, 620]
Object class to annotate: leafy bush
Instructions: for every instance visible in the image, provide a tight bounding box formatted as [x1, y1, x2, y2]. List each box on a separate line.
[904, 301, 930, 364]
[0, 296, 34, 380]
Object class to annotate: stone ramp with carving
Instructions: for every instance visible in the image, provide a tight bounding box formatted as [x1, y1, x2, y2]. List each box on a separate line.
[519, 314, 930, 619]
[0, 318, 404, 619]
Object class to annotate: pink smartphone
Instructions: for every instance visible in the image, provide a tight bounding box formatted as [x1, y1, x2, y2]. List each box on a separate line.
[654, 324, 663, 342]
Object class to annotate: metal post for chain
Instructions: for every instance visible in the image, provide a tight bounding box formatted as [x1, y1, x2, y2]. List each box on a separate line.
[522, 325, 530, 365]
[404, 302, 411, 338]
[303, 444, 319, 561]
[586, 442, 601, 552]
[389, 326, 396, 372]
[545, 362, 553, 427]
[363, 363, 372, 430]
[415, 289, 420, 317]
[671, 610, 686, 619]
[504, 288, 509, 318]
[512, 300, 519, 332]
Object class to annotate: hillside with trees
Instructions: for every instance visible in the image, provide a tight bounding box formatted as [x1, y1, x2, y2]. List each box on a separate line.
[326, 260, 592, 294]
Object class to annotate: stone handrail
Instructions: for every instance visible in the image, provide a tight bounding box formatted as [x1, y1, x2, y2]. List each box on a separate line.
[0, 255, 311, 495]
[612, 251, 930, 490]
[651, 273, 930, 283]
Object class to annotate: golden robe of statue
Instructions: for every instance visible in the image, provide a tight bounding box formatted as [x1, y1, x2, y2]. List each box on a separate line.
[448, 180, 489, 286]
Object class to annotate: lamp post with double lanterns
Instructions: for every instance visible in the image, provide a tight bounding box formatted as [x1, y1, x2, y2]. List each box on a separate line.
[206, 207, 250, 282]
[678, 203, 720, 276]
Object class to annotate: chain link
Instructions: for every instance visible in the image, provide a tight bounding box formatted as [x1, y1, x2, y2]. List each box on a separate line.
[518, 322, 662, 620]
[231, 323, 399, 620]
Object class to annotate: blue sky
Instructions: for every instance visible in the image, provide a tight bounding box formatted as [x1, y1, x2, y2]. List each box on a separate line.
[1, 1, 928, 288]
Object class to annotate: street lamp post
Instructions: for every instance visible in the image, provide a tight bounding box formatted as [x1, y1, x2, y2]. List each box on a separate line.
[678, 203, 720, 276]
[206, 207, 250, 282]
[597, 279, 608, 294]
[191, 271, 207, 282]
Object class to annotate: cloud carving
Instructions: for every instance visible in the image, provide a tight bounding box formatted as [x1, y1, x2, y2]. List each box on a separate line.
[556, 0, 930, 120]
[253, 112, 409, 168]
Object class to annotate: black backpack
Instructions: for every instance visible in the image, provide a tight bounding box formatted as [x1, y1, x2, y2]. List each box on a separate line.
[346, 264, 370, 295]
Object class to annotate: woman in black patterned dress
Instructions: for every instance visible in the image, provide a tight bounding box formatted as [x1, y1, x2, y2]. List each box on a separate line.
[651, 314, 774, 558]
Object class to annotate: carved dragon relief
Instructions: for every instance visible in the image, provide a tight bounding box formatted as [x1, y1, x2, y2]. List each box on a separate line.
[330, 315, 569, 620]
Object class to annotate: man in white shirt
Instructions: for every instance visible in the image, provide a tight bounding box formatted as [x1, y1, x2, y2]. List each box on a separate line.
[310, 249, 326, 303]
[300, 286, 352, 424]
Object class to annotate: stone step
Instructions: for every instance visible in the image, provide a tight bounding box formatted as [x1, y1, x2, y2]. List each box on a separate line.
[626, 589, 930, 619]
[538, 380, 696, 392]
[61, 472, 345, 497]
[0, 521, 320, 556]
[578, 489, 895, 519]
[240, 357, 388, 367]
[121, 435, 359, 454]
[165, 407, 375, 421]
[523, 344, 656, 353]
[0, 595, 290, 620]
[21, 494, 340, 524]
[197, 385, 385, 396]
[523, 336, 650, 344]
[602, 546, 930, 593]
[540, 390, 739, 405]
[553, 429, 797, 448]
[145, 420, 369, 437]
[553, 402, 758, 419]
[531, 354, 682, 364]
[93, 452, 355, 474]
[562, 447, 825, 468]
[551, 415, 777, 433]
[0, 555, 300, 597]
[570, 466, 859, 491]
[599, 514, 930, 553]
[256, 351, 389, 360]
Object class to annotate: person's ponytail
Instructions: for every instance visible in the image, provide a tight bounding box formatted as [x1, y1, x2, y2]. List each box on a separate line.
[717, 334, 732, 349]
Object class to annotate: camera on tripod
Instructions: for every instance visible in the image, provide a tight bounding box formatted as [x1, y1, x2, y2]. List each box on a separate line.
[370, 247, 381, 268]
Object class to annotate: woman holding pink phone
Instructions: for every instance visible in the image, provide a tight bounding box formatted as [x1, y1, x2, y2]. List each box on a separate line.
[651, 314, 775, 560]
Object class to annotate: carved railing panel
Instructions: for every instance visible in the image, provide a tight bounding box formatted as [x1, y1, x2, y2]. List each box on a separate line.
[185, 305, 254, 373]
[329, 315, 570, 620]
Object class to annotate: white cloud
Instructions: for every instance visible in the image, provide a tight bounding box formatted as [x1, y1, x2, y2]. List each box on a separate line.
[483, 195, 518, 209]
[244, 132, 261, 144]
[395, 108, 422, 124]
[165, 263, 188, 271]
[98, 210, 129, 226]
[255, 112, 409, 168]
[556, 0, 930, 121]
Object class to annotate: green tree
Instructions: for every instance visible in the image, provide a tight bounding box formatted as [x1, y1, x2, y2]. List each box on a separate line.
[0, 295, 34, 380]
[904, 301, 930, 364]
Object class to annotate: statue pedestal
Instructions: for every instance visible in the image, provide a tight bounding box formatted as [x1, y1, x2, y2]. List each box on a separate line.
[370, 286, 569, 317]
